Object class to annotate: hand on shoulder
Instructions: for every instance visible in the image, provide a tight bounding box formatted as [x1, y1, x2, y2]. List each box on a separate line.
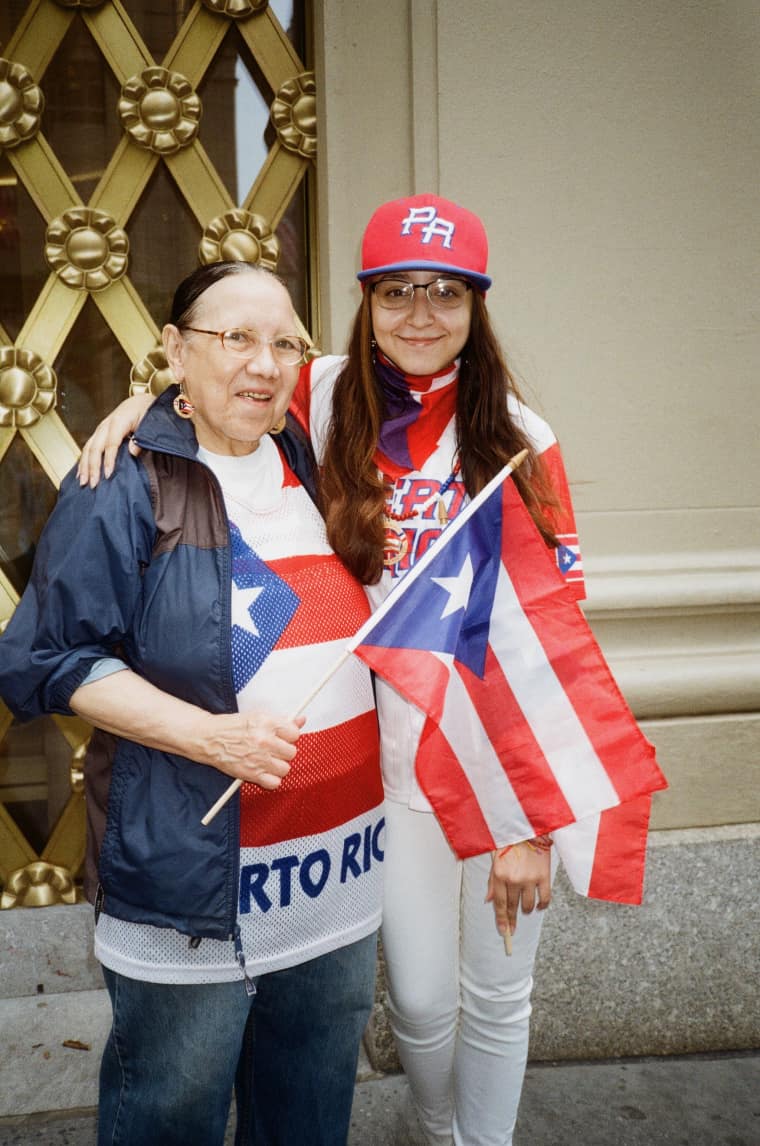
[77, 394, 154, 488]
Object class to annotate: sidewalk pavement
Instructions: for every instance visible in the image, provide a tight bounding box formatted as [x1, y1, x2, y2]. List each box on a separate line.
[0, 1051, 756, 1145]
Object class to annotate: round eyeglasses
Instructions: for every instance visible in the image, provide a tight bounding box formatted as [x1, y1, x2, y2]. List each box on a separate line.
[183, 327, 310, 366]
[370, 277, 473, 311]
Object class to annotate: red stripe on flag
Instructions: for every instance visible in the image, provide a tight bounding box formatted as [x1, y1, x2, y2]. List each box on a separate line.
[586, 795, 652, 904]
[543, 632, 662, 805]
[457, 647, 577, 834]
[355, 646, 450, 724]
[239, 710, 382, 846]
[500, 481, 664, 806]
[270, 554, 373, 648]
[415, 717, 497, 857]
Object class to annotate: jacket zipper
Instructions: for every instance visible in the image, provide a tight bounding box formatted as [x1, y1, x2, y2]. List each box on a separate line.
[94, 883, 104, 923]
[234, 927, 256, 996]
[137, 410, 249, 970]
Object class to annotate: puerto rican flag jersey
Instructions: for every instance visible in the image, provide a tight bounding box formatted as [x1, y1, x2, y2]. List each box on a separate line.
[292, 355, 585, 811]
[94, 434, 383, 983]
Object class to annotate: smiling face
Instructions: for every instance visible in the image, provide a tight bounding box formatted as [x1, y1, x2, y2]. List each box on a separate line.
[369, 270, 474, 376]
[162, 271, 300, 456]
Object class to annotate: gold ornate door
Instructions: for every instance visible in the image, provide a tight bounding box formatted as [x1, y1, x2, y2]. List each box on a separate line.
[0, 0, 316, 909]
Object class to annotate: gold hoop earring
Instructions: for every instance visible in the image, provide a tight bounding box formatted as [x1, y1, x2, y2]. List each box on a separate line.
[269, 416, 286, 435]
[173, 389, 195, 419]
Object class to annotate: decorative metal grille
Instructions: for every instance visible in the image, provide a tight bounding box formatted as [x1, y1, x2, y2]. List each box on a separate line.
[0, 0, 315, 907]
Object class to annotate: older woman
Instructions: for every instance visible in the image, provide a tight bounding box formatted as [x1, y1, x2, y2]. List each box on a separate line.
[0, 263, 384, 1146]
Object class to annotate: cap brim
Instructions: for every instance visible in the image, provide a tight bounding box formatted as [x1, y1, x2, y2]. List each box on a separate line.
[357, 260, 491, 291]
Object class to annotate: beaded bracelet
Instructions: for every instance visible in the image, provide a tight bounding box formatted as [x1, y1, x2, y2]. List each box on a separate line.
[526, 834, 553, 853]
[495, 835, 553, 860]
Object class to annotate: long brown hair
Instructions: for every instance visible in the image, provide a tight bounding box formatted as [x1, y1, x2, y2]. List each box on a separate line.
[320, 289, 558, 585]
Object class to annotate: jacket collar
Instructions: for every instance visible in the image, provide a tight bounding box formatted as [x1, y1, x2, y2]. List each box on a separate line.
[133, 384, 200, 460]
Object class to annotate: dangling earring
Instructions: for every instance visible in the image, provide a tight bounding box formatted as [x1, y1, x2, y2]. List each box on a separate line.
[173, 388, 195, 419]
[269, 416, 286, 435]
[370, 336, 377, 366]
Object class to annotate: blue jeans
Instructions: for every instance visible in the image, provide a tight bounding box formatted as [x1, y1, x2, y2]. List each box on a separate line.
[98, 931, 377, 1146]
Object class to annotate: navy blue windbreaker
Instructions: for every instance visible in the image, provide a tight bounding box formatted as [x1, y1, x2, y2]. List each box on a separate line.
[0, 387, 318, 942]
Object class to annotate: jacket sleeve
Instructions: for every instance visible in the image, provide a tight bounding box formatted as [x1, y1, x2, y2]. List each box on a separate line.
[0, 446, 155, 720]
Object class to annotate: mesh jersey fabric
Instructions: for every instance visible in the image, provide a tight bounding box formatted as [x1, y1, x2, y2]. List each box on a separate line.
[95, 435, 383, 982]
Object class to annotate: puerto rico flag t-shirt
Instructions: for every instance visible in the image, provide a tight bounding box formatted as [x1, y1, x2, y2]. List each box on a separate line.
[95, 435, 383, 983]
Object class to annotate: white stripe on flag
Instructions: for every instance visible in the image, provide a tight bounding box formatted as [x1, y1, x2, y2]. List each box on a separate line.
[237, 637, 374, 731]
[436, 659, 536, 843]
[551, 814, 601, 896]
[489, 563, 620, 818]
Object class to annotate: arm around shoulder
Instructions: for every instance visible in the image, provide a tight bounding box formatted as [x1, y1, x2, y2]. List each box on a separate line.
[77, 392, 155, 487]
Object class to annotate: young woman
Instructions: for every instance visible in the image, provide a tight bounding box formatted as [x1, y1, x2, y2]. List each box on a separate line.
[292, 195, 585, 1146]
[77, 196, 587, 1146]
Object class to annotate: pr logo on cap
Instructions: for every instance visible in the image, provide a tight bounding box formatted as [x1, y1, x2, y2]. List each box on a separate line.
[400, 206, 455, 249]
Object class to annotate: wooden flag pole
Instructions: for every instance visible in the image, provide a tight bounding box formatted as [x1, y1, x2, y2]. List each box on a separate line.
[201, 449, 530, 827]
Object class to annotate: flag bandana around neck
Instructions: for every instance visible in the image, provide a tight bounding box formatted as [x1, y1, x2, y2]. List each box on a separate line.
[374, 352, 459, 477]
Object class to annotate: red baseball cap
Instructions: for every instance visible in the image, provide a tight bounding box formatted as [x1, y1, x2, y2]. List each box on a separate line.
[357, 193, 491, 291]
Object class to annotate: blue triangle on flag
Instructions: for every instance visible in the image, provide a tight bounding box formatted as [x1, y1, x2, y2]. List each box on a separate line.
[229, 521, 299, 688]
[557, 544, 577, 574]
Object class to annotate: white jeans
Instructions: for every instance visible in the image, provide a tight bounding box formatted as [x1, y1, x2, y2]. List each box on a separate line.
[381, 800, 548, 1146]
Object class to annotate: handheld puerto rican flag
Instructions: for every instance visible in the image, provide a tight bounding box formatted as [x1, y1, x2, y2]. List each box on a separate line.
[346, 456, 668, 905]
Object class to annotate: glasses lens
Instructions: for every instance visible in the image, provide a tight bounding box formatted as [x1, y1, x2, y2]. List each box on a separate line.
[221, 329, 259, 357]
[220, 331, 305, 364]
[427, 279, 470, 308]
[372, 278, 471, 309]
[372, 281, 414, 309]
[272, 336, 307, 365]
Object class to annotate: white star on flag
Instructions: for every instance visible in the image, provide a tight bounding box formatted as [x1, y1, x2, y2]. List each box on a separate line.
[231, 583, 264, 635]
[431, 553, 474, 618]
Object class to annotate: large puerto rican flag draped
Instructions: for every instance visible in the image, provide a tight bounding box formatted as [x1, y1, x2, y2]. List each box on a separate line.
[347, 462, 668, 905]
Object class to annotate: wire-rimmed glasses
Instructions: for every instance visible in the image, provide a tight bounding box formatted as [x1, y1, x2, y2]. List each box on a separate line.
[370, 277, 473, 310]
[183, 327, 310, 365]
